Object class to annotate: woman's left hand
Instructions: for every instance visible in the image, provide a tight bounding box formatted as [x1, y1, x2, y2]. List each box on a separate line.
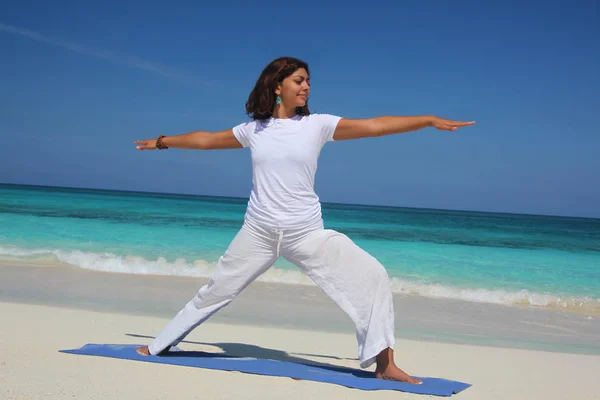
[432, 117, 476, 131]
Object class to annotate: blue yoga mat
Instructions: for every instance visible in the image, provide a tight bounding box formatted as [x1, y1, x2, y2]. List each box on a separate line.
[60, 344, 471, 396]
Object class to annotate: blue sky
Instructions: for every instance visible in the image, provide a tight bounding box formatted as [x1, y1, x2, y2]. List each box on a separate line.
[1, 0, 598, 218]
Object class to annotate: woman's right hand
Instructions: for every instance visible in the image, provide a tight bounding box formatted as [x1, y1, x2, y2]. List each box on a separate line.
[134, 138, 157, 151]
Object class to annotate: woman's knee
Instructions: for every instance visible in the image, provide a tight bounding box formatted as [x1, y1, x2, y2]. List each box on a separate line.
[365, 256, 390, 287]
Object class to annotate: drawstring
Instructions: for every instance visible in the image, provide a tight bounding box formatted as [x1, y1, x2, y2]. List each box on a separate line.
[275, 229, 284, 257]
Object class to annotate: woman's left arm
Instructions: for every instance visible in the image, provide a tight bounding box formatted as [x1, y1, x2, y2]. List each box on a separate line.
[333, 116, 475, 141]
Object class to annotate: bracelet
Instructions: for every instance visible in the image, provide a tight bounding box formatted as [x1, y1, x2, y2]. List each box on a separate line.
[156, 135, 169, 150]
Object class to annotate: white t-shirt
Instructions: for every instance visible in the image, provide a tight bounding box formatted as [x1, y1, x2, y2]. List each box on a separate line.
[232, 113, 342, 230]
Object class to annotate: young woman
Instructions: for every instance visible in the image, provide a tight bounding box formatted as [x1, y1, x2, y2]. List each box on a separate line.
[134, 57, 474, 384]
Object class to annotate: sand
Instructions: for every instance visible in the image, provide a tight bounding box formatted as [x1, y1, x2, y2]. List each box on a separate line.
[1, 263, 600, 399]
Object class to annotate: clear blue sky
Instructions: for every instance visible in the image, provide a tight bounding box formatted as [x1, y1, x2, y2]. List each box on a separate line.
[1, 0, 598, 218]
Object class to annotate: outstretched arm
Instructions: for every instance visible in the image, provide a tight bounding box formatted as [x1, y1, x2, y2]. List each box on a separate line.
[333, 116, 475, 141]
[134, 129, 242, 151]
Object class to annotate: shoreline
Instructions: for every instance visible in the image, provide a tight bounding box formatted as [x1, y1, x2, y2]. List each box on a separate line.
[1, 262, 598, 356]
[1, 254, 598, 316]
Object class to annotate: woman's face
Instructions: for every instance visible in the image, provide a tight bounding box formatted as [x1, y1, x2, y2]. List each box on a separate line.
[276, 68, 310, 108]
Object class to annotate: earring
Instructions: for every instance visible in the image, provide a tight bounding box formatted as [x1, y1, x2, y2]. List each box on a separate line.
[276, 95, 281, 105]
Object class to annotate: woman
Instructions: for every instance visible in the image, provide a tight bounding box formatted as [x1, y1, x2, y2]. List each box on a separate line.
[134, 57, 474, 384]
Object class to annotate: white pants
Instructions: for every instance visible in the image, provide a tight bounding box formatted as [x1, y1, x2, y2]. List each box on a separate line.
[148, 219, 395, 368]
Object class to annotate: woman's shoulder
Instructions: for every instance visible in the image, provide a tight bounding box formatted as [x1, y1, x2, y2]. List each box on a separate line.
[305, 113, 343, 127]
[306, 112, 342, 120]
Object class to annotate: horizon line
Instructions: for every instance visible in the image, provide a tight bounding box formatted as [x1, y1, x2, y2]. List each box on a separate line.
[1, 182, 597, 221]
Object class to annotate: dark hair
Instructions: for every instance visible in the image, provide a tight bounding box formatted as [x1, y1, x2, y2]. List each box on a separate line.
[245, 57, 310, 120]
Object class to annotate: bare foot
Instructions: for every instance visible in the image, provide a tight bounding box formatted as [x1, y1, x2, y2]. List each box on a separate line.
[375, 348, 422, 384]
[136, 345, 171, 356]
[375, 364, 422, 384]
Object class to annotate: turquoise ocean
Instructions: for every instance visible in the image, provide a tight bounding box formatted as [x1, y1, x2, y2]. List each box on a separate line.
[1, 183, 598, 314]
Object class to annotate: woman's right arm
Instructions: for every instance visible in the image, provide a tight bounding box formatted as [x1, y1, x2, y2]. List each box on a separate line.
[134, 129, 243, 151]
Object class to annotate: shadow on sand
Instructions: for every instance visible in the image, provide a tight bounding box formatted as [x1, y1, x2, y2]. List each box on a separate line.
[125, 333, 370, 377]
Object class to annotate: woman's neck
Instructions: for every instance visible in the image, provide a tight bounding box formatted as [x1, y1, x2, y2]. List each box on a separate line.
[272, 105, 297, 119]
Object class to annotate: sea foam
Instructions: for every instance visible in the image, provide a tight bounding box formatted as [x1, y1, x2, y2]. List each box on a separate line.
[1, 245, 598, 313]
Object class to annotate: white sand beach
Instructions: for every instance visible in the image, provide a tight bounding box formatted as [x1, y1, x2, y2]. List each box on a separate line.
[1, 264, 599, 400]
